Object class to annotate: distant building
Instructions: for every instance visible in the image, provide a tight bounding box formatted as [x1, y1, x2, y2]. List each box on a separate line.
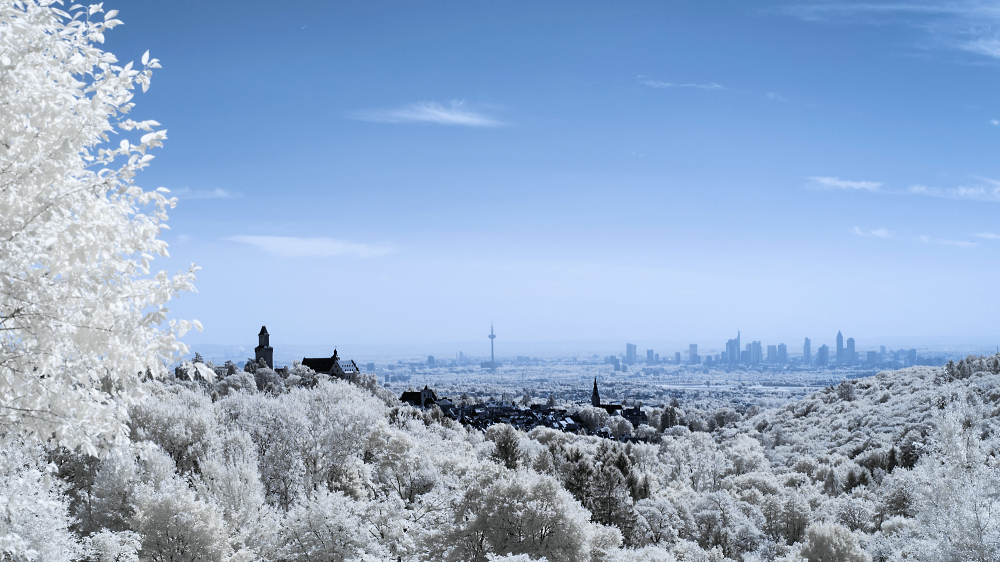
[647, 349, 654, 363]
[803, 337, 811, 364]
[818, 344, 829, 366]
[400, 385, 439, 408]
[626, 343, 637, 365]
[483, 324, 498, 370]
[674, 351, 681, 364]
[366, 362, 375, 372]
[654, 353, 660, 363]
[777, 343, 787, 364]
[591, 377, 601, 406]
[867, 351, 877, 364]
[847, 338, 856, 365]
[689, 344, 700, 365]
[908, 348, 917, 366]
[836, 331, 844, 363]
[767, 345, 777, 363]
[302, 349, 361, 378]
[427, 355, 435, 366]
[726, 332, 741, 365]
[751, 341, 763, 365]
[255, 326, 274, 369]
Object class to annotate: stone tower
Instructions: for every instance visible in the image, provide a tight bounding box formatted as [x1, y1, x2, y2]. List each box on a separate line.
[255, 326, 274, 369]
[591, 377, 601, 407]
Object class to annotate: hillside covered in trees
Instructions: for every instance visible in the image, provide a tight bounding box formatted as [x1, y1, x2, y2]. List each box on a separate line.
[6, 356, 1000, 561]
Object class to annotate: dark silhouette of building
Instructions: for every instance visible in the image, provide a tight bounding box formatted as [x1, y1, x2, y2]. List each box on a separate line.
[401, 385, 439, 408]
[592, 377, 601, 406]
[626, 343, 637, 365]
[647, 349, 654, 363]
[689, 344, 700, 365]
[255, 326, 274, 369]
[302, 349, 360, 377]
[836, 331, 844, 363]
[778, 343, 787, 364]
[803, 337, 811, 364]
[847, 337, 856, 365]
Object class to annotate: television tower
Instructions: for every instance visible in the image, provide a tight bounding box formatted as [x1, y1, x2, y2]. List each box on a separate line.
[489, 324, 496, 370]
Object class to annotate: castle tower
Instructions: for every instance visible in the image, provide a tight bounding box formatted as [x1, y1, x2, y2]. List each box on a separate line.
[255, 326, 274, 369]
[591, 377, 601, 407]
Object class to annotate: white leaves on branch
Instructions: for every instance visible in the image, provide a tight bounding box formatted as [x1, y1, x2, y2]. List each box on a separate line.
[0, 1, 198, 456]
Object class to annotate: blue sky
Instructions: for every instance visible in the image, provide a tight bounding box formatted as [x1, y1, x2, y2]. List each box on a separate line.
[104, 1, 1000, 353]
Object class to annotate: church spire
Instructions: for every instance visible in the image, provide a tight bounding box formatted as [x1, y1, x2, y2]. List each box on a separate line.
[591, 376, 601, 407]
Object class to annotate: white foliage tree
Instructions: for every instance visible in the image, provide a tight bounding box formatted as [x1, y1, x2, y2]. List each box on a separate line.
[0, 0, 199, 455]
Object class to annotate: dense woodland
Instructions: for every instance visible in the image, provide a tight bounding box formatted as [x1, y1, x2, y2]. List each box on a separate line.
[4, 355, 1000, 561]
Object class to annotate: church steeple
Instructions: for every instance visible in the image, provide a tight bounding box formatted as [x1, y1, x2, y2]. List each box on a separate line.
[591, 376, 601, 407]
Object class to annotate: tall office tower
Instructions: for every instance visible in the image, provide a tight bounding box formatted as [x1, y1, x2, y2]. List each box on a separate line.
[817, 344, 829, 366]
[778, 343, 787, 364]
[488, 324, 497, 370]
[879, 345, 886, 363]
[836, 331, 844, 363]
[803, 338, 812, 364]
[726, 332, 741, 365]
[427, 355, 435, 366]
[626, 343, 637, 365]
[908, 349, 917, 366]
[655, 353, 660, 363]
[674, 352, 681, 364]
[846, 338, 856, 364]
[767, 345, 778, 363]
[689, 344, 700, 364]
[751, 341, 763, 364]
[647, 349, 655, 363]
[742, 344, 751, 364]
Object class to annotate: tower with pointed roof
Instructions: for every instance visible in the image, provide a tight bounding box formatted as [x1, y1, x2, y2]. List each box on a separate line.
[591, 377, 601, 407]
[255, 326, 274, 369]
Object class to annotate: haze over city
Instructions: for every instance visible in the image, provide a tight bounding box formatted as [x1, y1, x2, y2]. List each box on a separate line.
[99, 1, 1000, 348]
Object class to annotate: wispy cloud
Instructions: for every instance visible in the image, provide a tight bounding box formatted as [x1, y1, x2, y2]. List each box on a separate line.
[226, 236, 395, 258]
[781, 1, 1000, 61]
[766, 92, 788, 102]
[173, 187, 239, 200]
[991, 119, 999, 126]
[908, 177, 1000, 202]
[352, 100, 502, 127]
[807, 176, 883, 191]
[641, 79, 724, 90]
[918, 234, 977, 247]
[853, 226, 893, 238]
[974, 232, 1000, 239]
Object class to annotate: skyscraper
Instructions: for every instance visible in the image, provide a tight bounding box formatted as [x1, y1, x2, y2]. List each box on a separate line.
[803, 338, 811, 364]
[846, 338, 856, 365]
[689, 344, 700, 365]
[726, 332, 741, 365]
[778, 343, 787, 364]
[674, 352, 681, 364]
[836, 331, 844, 363]
[647, 349, 655, 363]
[767, 344, 778, 363]
[626, 343, 637, 365]
[751, 341, 763, 365]
[817, 344, 829, 366]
